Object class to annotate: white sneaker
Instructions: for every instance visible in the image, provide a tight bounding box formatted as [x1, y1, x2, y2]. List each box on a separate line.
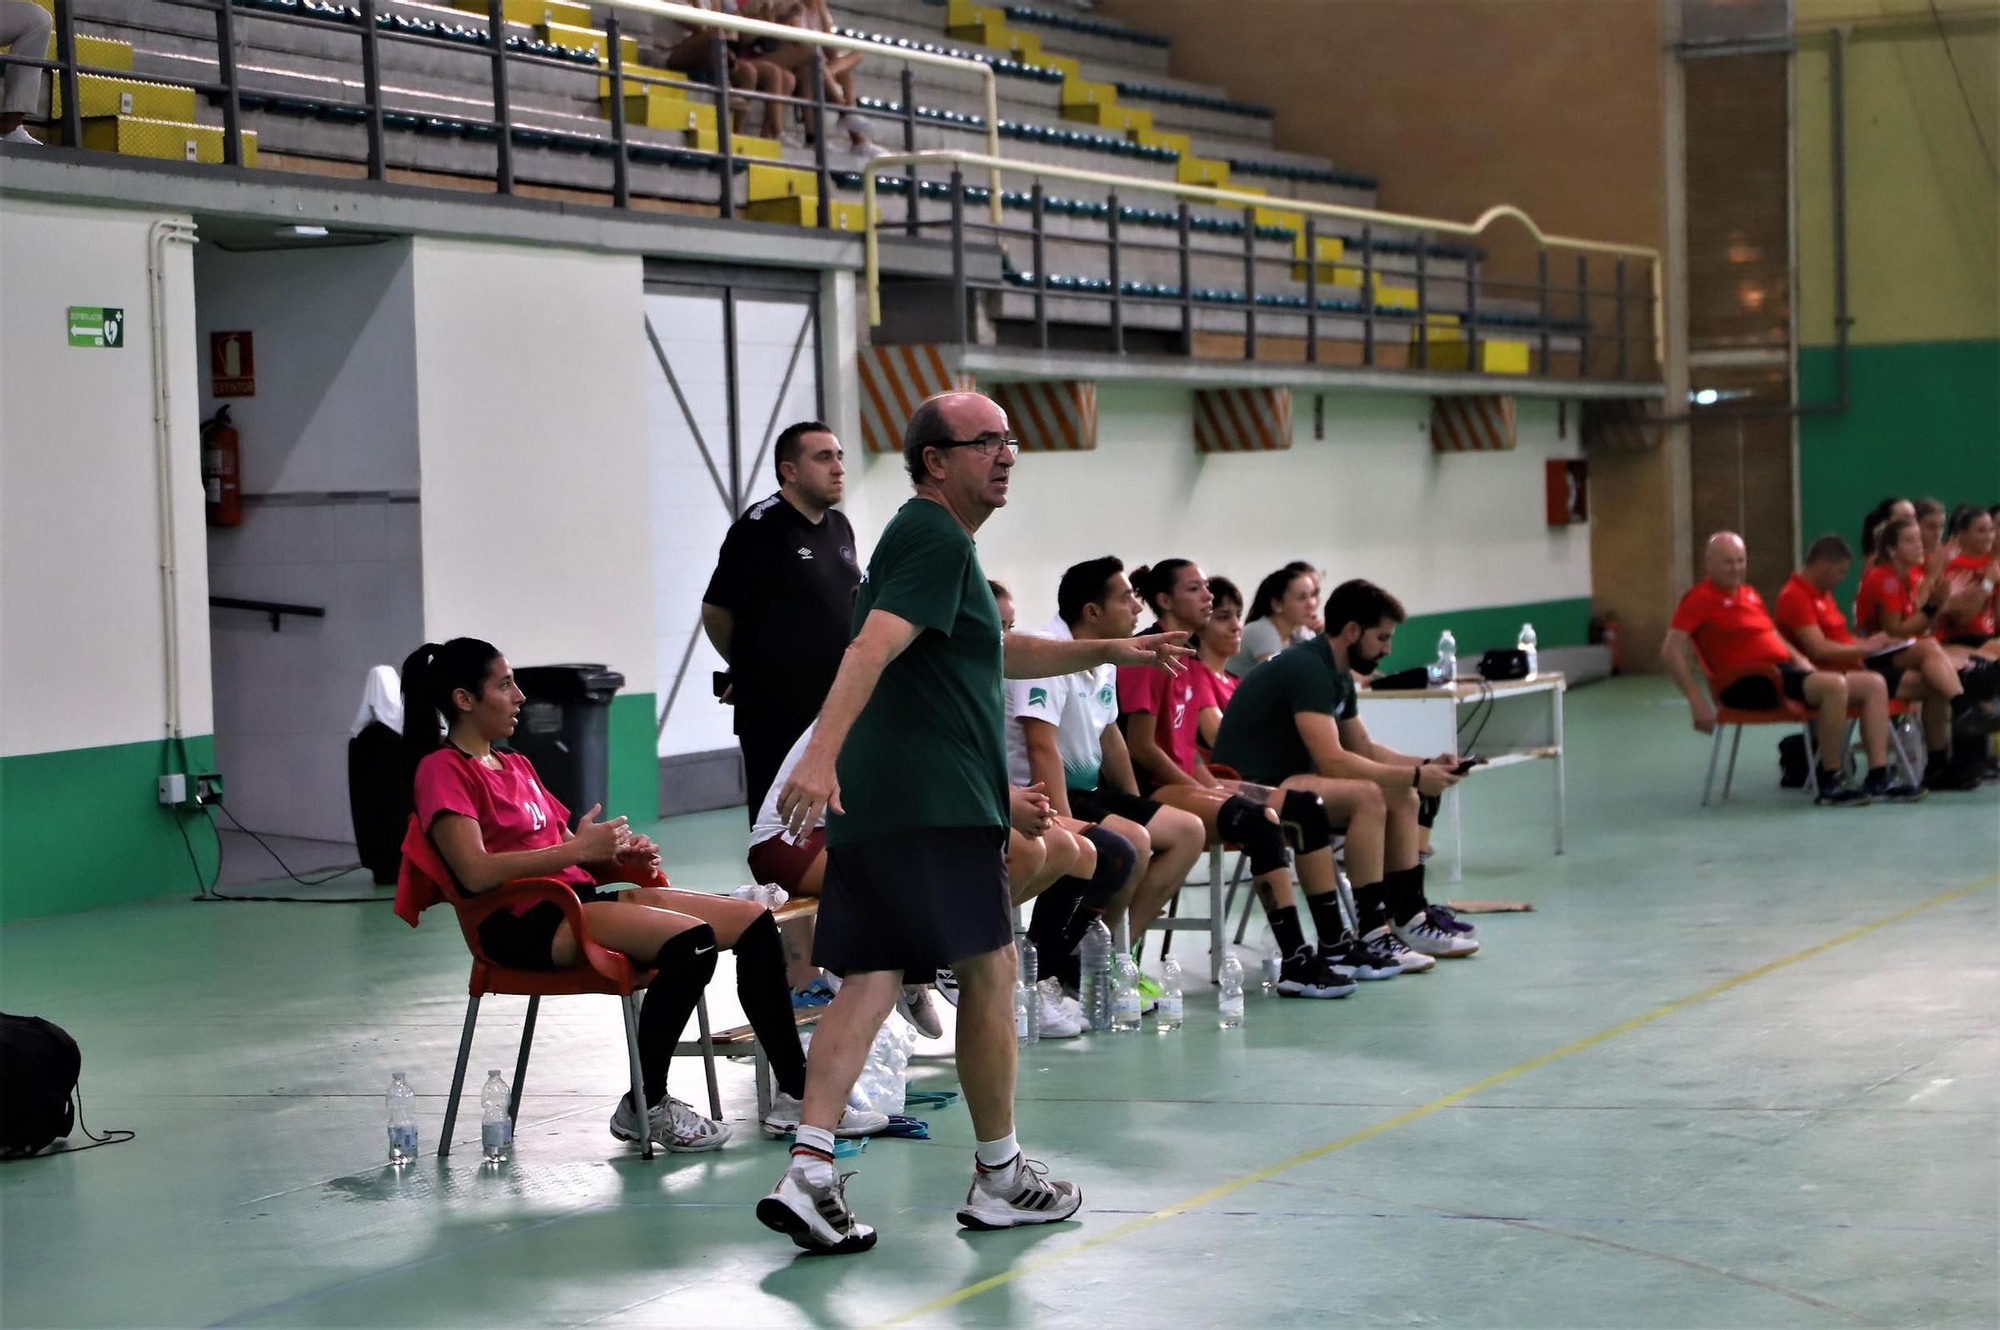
[1036, 989, 1082, 1038]
[1383, 938, 1436, 973]
[956, 1153, 1083, 1230]
[1393, 910, 1480, 958]
[756, 1157, 878, 1254]
[609, 1093, 732, 1152]
[762, 1091, 890, 1139]
[934, 968, 961, 1007]
[897, 984, 945, 1038]
[2, 126, 39, 145]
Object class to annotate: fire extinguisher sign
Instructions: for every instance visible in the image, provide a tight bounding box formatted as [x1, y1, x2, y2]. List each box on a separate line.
[67, 306, 124, 348]
[210, 330, 256, 397]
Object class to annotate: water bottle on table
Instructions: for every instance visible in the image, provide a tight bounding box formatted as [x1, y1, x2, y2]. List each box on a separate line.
[1156, 956, 1184, 1032]
[1432, 630, 1458, 687]
[480, 1070, 513, 1163]
[1518, 622, 1538, 676]
[1080, 918, 1115, 1032]
[1218, 952, 1246, 1028]
[386, 1071, 418, 1164]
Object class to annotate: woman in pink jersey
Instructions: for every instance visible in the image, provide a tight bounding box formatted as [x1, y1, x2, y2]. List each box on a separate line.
[402, 638, 881, 1155]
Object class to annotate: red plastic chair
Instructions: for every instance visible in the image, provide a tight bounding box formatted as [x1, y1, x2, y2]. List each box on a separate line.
[1698, 657, 1925, 805]
[399, 817, 717, 1161]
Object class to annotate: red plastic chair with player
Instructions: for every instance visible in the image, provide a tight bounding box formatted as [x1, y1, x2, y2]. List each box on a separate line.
[398, 817, 719, 1161]
[1697, 654, 1925, 805]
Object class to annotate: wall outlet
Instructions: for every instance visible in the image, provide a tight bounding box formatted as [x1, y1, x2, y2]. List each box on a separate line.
[193, 772, 224, 807]
[158, 773, 187, 806]
[158, 772, 222, 809]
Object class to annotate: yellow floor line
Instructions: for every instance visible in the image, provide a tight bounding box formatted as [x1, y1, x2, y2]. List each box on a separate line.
[879, 874, 1999, 1327]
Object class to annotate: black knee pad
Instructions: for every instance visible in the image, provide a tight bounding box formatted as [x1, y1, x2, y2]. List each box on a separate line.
[1218, 794, 1289, 876]
[652, 923, 719, 985]
[1417, 792, 1441, 829]
[1279, 789, 1332, 855]
[1081, 824, 1137, 905]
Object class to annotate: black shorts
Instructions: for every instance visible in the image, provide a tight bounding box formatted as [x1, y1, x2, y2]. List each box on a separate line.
[1946, 633, 1994, 650]
[477, 884, 609, 970]
[813, 825, 1011, 977]
[1862, 655, 1907, 697]
[1719, 665, 1811, 709]
[1067, 787, 1162, 829]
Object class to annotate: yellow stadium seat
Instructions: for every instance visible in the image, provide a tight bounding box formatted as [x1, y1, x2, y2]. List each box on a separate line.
[53, 74, 194, 123]
[80, 114, 257, 166]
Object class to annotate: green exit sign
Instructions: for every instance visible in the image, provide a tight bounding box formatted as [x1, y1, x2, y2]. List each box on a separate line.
[68, 306, 125, 348]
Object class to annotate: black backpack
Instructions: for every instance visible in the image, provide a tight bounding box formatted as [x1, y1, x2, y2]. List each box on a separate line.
[0, 1013, 80, 1157]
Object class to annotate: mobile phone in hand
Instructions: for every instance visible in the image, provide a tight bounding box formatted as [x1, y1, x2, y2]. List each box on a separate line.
[712, 670, 732, 699]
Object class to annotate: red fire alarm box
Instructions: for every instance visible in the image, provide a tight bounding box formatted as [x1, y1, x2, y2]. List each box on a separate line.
[1546, 458, 1588, 525]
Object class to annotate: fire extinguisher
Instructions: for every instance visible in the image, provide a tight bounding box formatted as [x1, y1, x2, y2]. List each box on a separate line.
[201, 405, 242, 528]
[1599, 613, 1623, 674]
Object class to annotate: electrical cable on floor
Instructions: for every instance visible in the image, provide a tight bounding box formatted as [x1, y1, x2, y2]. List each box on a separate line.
[0, 1090, 134, 1162]
[192, 806, 383, 904]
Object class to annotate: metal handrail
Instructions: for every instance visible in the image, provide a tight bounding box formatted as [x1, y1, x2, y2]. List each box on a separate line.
[863, 148, 1664, 367]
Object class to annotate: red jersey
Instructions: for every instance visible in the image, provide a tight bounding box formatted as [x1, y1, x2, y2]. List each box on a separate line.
[413, 746, 592, 914]
[1775, 572, 1855, 667]
[1854, 562, 1917, 636]
[1196, 661, 1237, 711]
[1670, 578, 1793, 680]
[1939, 554, 1998, 638]
[1117, 663, 1203, 779]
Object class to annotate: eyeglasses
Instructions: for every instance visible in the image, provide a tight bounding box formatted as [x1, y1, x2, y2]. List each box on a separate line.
[927, 432, 1021, 460]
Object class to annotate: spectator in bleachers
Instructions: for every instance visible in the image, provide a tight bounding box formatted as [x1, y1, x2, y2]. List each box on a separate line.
[702, 421, 859, 825]
[1211, 579, 1480, 963]
[755, 0, 886, 157]
[1010, 557, 1206, 973]
[1663, 532, 1914, 805]
[1227, 561, 1321, 677]
[660, 0, 794, 138]
[1193, 574, 1242, 749]
[399, 638, 886, 1157]
[1776, 532, 1965, 794]
[0, 0, 50, 144]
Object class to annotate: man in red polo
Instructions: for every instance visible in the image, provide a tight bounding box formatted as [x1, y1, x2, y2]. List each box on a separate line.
[1662, 532, 1903, 805]
[1778, 532, 1966, 792]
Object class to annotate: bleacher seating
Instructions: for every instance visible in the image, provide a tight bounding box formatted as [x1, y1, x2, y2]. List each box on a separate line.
[14, 0, 1604, 369]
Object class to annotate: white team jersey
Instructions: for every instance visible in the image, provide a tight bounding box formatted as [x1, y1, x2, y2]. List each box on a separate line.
[1004, 616, 1117, 791]
[750, 723, 819, 849]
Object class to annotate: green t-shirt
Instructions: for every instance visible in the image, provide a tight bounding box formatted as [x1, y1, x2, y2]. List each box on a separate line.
[1208, 636, 1358, 785]
[828, 497, 1010, 847]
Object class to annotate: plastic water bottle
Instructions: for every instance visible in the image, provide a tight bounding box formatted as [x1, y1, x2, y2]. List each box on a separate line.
[1080, 917, 1115, 1032]
[1016, 932, 1040, 1046]
[1260, 951, 1282, 997]
[1110, 954, 1142, 1032]
[480, 1070, 512, 1163]
[1434, 630, 1458, 687]
[386, 1071, 418, 1164]
[1518, 622, 1538, 677]
[1218, 952, 1246, 1028]
[1156, 956, 1184, 1032]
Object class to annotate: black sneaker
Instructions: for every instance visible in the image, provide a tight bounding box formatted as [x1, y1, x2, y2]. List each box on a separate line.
[1861, 771, 1927, 803]
[1923, 763, 1985, 793]
[1343, 928, 1405, 979]
[1275, 945, 1357, 999]
[1813, 779, 1871, 807]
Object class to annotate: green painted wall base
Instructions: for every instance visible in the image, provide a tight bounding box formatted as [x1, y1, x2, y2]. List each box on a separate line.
[1, 735, 219, 922]
[1800, 340, 2000, 604]
[1385, 595, 1594, 675]
[608, 691, 659, 822]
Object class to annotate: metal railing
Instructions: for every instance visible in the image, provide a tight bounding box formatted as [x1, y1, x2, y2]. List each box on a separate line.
[862, 149, 1663, 379]
[0, 0, 1005, 220]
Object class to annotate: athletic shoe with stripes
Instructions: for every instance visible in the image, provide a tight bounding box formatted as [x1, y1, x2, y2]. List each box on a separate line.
[956, 1154, 1083, 1230]
[1393, 911, 1480, 958]
[1382, 936, 1436, 974]
[1424, 903, 1476, 936]
[1344, 928, 1405, 979]
[757, 1159, 878, 1254]
[609, 1094, 732, 1153]
[934, 968, 961, 1007]
[1275, 944, 1356, 999]
[760, 1093, 890, 1139]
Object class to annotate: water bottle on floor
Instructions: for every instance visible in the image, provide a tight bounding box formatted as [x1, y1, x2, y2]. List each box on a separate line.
[1110, 954, 1142, 1032]
[1259, 951, 1282, 997]
[1217, 952, 1246, 1029]
[1017, 933, 1040, 1045]
[1080, 918, 1115, 1032]
[1433, 630, 1458, 687]
[386, 1071, 418, 1164]
[1518, 622, 1538, 676]
[480, 1070, 512, 1163]
[1156, 956, 1184, 1032]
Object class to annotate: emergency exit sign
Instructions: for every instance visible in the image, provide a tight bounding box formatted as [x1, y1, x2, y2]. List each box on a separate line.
[68, 306, 124, 348]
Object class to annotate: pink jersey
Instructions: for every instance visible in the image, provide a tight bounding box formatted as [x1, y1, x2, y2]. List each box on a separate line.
[1117, 664, 1203, 780]
[413, 747, 592, 913]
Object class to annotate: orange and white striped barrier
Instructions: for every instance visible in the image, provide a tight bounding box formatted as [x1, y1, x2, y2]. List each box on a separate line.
[1193, 388, 1291, 454]
[857, 344, 975, 455]
[988, 381, 1097, 453]
[1430, 394, 1517, 453]
[1582, 398, 1664, 452]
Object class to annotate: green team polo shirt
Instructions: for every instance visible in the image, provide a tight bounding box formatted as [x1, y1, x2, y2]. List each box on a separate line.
[827, 497, 1010, 847]
[1208, 635, 1359, 785]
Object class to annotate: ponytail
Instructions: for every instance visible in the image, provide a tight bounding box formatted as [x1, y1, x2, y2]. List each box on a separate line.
[1130, 558, 1193, 621]
[399, 637, 500, 787]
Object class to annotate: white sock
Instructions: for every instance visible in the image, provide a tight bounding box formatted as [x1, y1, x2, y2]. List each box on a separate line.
[975, 1132, 1019, 1170]
[793, 1124, 837, 1160]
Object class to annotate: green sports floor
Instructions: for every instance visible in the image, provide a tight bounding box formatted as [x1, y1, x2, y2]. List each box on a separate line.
[3, 677, 1995, 1329]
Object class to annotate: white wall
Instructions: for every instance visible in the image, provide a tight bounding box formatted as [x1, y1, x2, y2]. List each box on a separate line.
[412, 239, 655, 692]
[0, 198, 211, 758]
[837, 382, 1591, 629]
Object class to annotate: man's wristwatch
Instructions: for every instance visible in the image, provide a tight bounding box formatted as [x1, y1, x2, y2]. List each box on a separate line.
[1412, 766, 1422, 788]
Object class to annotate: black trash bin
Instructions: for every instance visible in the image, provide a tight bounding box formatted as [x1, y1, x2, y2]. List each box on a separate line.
[508, 664, 625, 827]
